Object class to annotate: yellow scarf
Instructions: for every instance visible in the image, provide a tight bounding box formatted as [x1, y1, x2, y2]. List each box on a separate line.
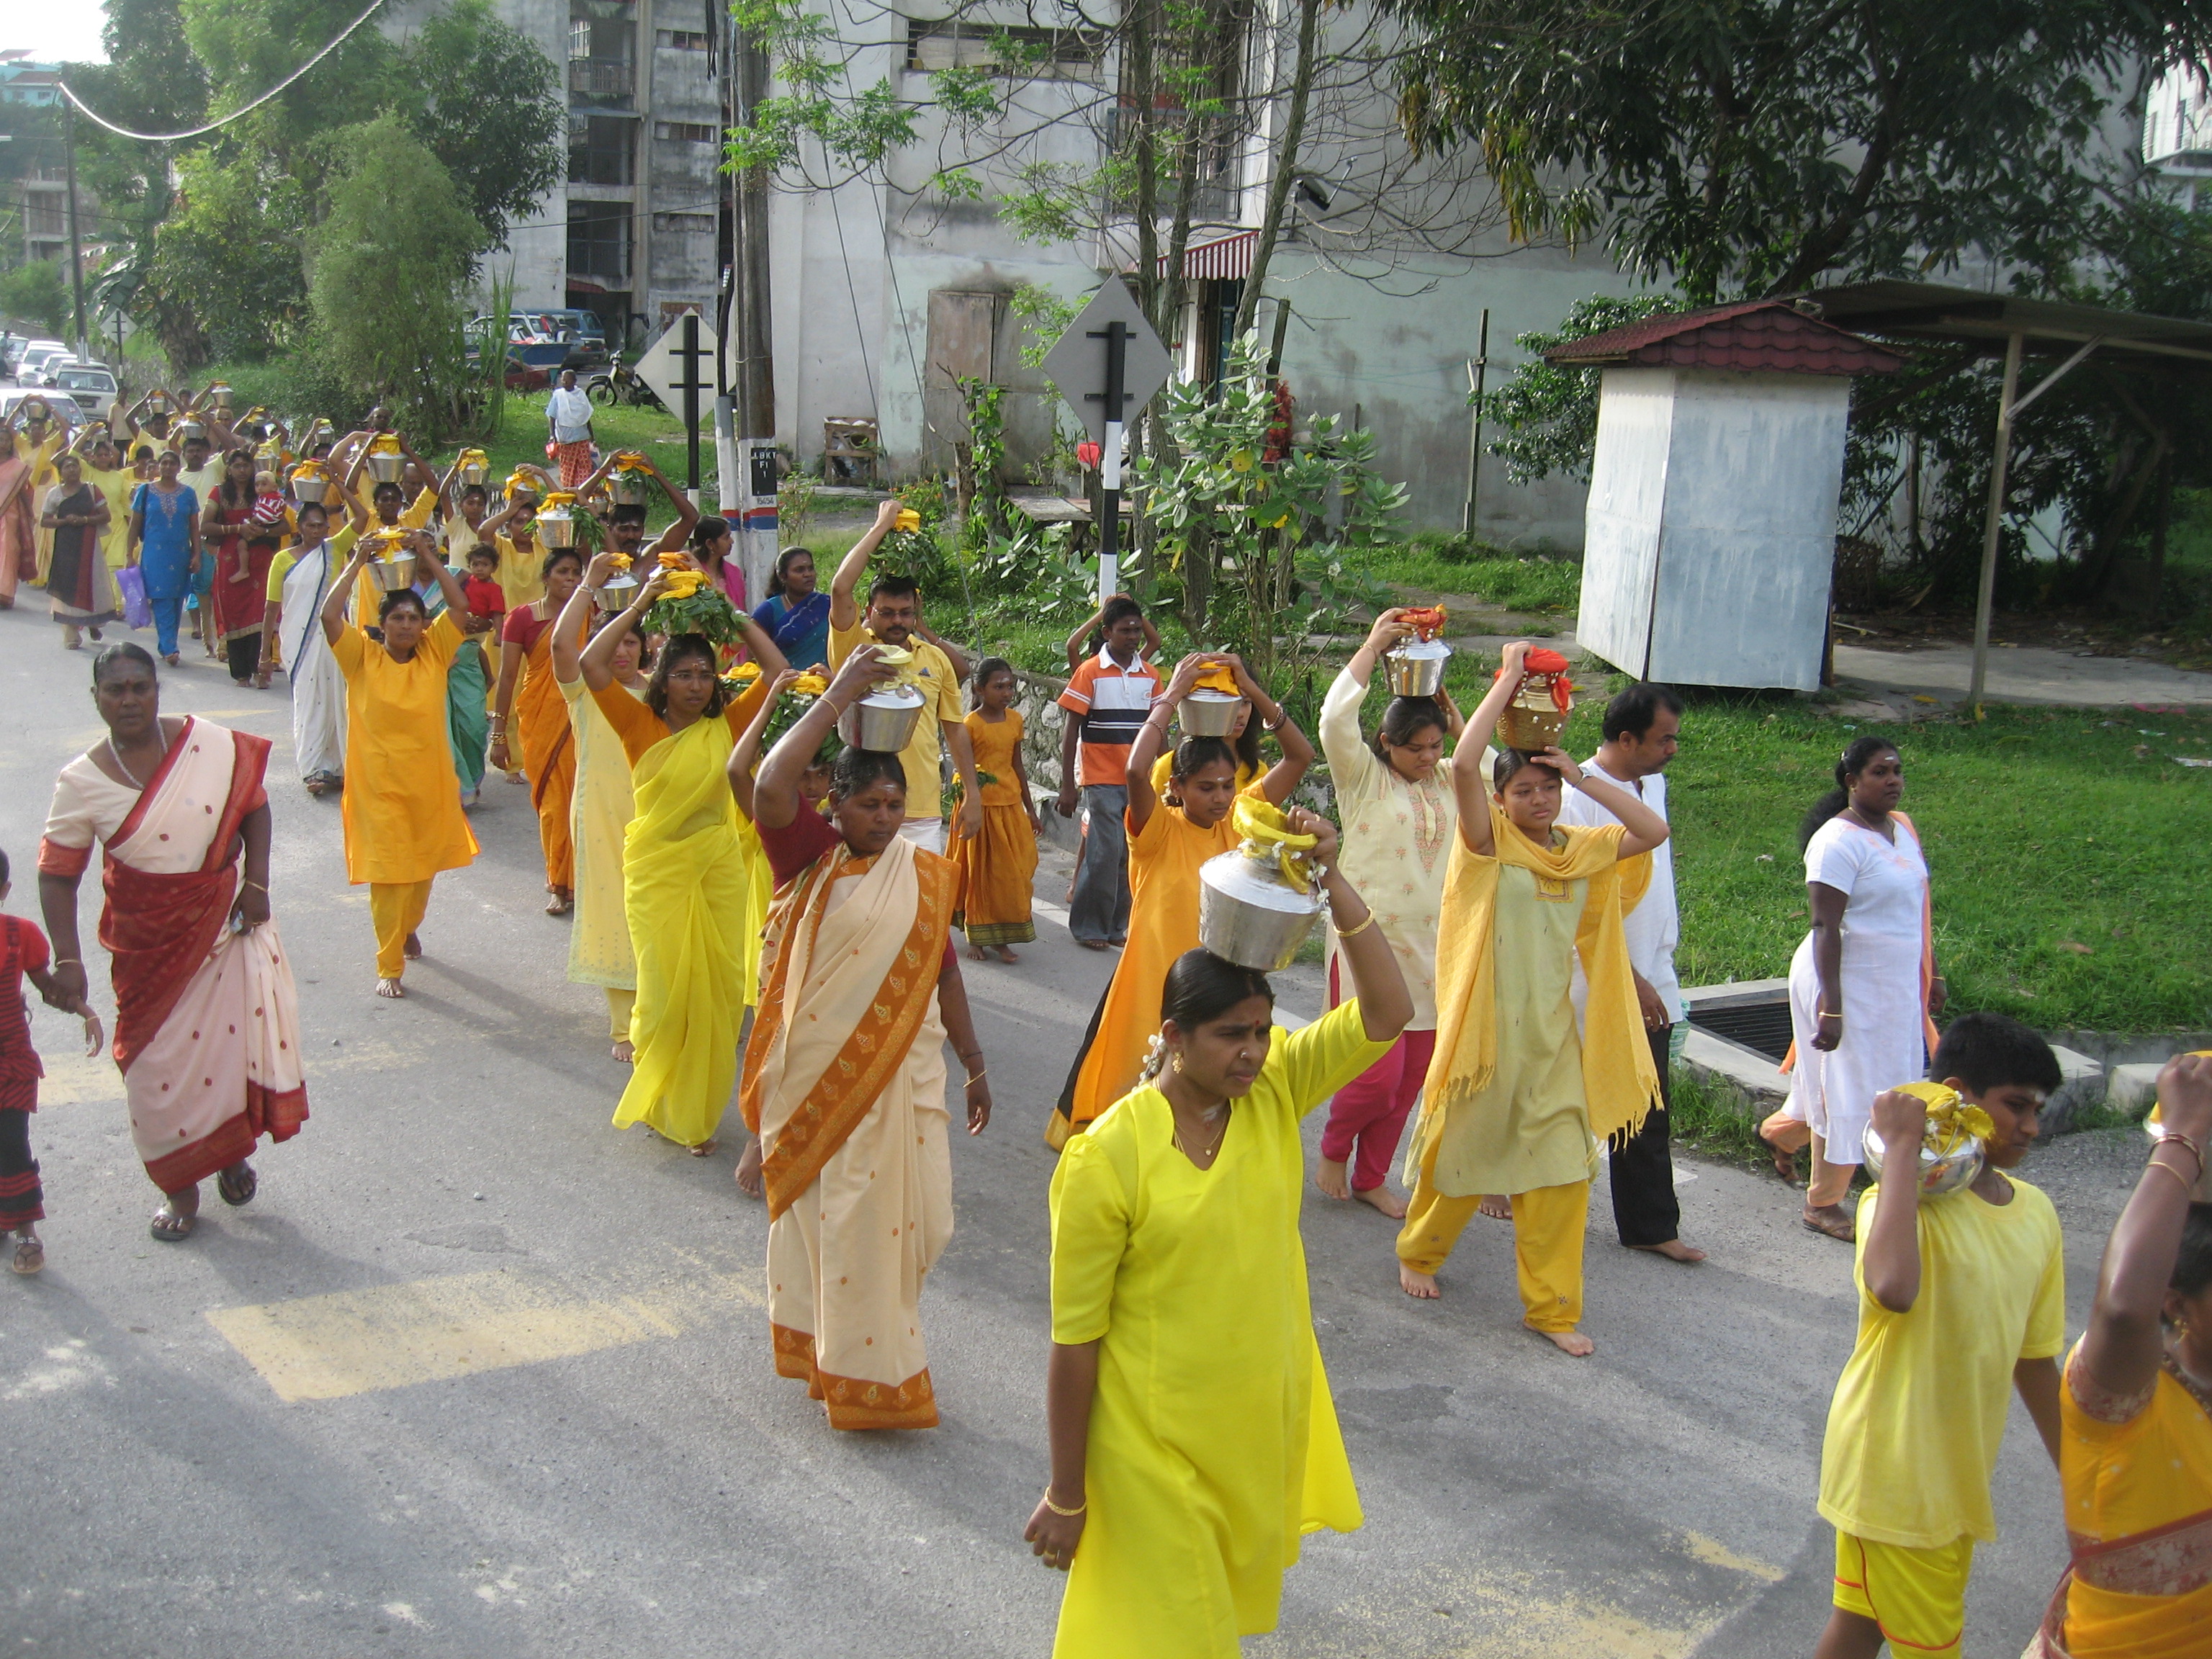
[1419, 801, 1658, 1148]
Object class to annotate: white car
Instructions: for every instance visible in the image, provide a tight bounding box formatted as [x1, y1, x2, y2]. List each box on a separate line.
[50, 364, 117, 420]
[14, 342, 69, 382]
[0, 388, 86, 428]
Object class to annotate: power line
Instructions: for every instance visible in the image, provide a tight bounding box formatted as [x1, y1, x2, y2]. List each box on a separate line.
[58, 0, 390, 143]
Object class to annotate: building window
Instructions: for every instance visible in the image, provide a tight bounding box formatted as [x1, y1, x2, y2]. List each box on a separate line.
[570, 19, 591, 60]
[906, 19, 1105, 76]
[569, 114, 636, 186]
[657, 28, 709, 50]
[568, 202, 631, 284]
[655, 120, 719, 143]
[653, 211, 715, 234]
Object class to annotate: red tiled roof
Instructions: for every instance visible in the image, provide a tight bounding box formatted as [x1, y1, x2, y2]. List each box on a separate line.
[1545, 300, 1903, 376]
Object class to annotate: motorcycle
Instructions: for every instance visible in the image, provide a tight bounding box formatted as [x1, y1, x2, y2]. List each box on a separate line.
[585, 353, 663, 411]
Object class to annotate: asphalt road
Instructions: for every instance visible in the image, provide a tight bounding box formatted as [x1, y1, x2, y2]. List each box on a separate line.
[0, 598, 2141, 1657]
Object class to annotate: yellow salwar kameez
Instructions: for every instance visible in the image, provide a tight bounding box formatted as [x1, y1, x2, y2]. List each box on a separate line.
[82, 461, 136, 575]
[331, 613, 482, 979]
[1395, 804, 1655, 1330]
[1052, 801, 1240, 1146]
[591, 680, 772, 1148]
[950, 709, 1038, 948]
[561, 670, 644, 1040]
[2042, 1343, 2212, 1658]
[492, 534, 546, 610]
[1048, 1002, 1389, 1658]
[742, 826, 960, 1430]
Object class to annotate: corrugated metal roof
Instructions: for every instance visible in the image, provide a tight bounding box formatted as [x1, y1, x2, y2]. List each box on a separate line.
[1155, 230, 1257, 281]
[1545, 300, 1904, 376]
[1807, 279, 2212, 372]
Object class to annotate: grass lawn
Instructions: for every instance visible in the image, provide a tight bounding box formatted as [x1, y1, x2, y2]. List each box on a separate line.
[1522, 687, 2212, 1035]
[1362, 537, 1583, 616]
[476, 391, 714, 516]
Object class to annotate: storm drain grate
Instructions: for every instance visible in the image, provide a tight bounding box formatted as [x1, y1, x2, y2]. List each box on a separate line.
[1687, 998, 1795, 1064]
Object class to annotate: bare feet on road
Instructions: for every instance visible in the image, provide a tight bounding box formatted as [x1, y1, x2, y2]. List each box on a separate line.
[734, 1138, 763, 1197]
[1533, 1326, 1595, 1357]
[1631, 1238, 1707, 1263]
[1354, 1184, 1409, 1220]
[1478, 1194, 1511, 1220]
[1315, 1156, 1351, 1200]
[1398, 1263, 1439, 1300]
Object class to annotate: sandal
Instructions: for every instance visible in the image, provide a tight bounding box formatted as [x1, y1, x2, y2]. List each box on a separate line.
[217, 1164, 257, 1207]
[149, 1204, 195, 1242]
[11, 1233, 42, 1275]
[1801, 1206, 1856, 1244]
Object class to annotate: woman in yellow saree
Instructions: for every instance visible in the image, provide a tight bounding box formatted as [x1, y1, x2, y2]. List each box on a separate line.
[741, 644, 993, 1431]
[2031, 1054, 2212, 1659]
[1393, 640, 1671, 1357]
[578, 570, 785, 1151]
[490, 545, 587, 913]
[1022, 826, 1411, 1659]
[553, 552, 650, 1059]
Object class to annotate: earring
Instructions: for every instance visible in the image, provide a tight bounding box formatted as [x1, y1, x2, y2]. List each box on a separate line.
[1171, 1053, 1184, 1075]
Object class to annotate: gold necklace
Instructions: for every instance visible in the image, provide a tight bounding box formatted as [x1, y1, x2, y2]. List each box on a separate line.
[1172, 1106, 1229, 1166]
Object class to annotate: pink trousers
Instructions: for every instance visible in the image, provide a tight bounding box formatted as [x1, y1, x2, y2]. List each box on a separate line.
[1319, 1027, 1436, 1192]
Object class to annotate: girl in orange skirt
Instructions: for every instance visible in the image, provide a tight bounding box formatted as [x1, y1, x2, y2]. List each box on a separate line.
[950, 658, 1041, 963]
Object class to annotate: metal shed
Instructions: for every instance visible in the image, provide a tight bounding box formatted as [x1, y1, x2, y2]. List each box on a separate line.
[1553, 301, 1902, 690]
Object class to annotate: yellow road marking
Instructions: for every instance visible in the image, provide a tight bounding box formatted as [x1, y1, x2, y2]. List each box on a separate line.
[207, 1267, 761, 1402]
[1682, 1530, 1787, 1583]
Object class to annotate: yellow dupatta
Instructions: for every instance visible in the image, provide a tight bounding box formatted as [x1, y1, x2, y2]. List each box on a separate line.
[740, 833, 956, 1218]
[611, 714, 752, 1147]
[1415, 801, 1658, 1158]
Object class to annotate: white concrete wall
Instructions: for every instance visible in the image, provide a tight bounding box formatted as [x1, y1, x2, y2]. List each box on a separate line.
[1579, 367, 1847, 690]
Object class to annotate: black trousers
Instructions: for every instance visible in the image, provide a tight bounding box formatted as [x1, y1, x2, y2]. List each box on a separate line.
[1609, 1023, 1681, 1246]
[225, 630, 261, 682]
[0, 1106, 43, 1229]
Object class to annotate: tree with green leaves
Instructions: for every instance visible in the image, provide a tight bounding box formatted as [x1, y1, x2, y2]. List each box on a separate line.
[1383, 0, 2212, 302]
[0, 262, 69, 336]
[307, 114, 488, 438]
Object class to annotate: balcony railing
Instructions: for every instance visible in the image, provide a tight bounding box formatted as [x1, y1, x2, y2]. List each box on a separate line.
[569, 58, 634, 98]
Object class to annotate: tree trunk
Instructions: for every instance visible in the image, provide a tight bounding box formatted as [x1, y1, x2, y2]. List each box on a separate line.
[1233, 0, 1322, 338]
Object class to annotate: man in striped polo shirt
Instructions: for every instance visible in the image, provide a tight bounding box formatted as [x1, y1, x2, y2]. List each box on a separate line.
[1054, 596, 1161, 949]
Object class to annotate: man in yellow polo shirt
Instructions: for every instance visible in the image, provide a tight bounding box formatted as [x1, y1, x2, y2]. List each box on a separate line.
[827, 498, 981, 853]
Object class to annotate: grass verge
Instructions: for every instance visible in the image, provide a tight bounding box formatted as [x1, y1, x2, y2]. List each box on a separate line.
[1665, 1064, 1773, 1172]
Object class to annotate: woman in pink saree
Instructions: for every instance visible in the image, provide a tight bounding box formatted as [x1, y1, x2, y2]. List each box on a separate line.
[37, 643, 309, 1241]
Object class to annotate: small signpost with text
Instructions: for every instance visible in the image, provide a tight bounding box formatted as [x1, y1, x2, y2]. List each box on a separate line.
[1040, 281, 1174, 600]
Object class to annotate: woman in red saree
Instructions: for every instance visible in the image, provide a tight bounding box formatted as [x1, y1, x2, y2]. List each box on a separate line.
[207, 446, 275, 687]
[37, 643, 309, 1241]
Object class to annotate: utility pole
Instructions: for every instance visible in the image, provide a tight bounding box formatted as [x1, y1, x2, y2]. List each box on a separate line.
[725, 13, 778, 601]
[1461, 307, 1489, 538]
[64, 100, 88, 361]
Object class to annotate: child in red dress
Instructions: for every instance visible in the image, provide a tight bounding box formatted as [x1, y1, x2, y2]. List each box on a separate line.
[1, 846, 103, 1276]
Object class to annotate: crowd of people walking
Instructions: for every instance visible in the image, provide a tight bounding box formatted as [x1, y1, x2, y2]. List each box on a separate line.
[1, 385, 2205, 1659]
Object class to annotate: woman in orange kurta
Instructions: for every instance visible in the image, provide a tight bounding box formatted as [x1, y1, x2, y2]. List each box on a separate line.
[1049, 653, 1309, 1150]
[950, 657, 1041, 962]
[321, 537, 482, 997]
[490, 547, 587, 913]
[2033, 1055, 2212, 1659]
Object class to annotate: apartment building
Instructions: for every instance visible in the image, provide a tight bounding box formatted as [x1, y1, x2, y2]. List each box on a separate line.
[388, 0, 724, 348]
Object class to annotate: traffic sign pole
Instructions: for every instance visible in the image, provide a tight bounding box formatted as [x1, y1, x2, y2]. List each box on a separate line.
[681, 313, 703, 507]
[1040, 282, 1174, 611]
[1089, 320, 1129, 600]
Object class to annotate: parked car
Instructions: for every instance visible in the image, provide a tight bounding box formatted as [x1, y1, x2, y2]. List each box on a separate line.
[0, 389, 86, 427]
[13, 341, 68, 382]
[51, 363, 119, 421]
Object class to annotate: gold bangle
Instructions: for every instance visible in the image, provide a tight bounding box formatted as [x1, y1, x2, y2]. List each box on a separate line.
[242, 880, 267, 894]
[1333, 910, 1377, 939]
[1040, 1488, 1086, 1517]
[2155, 1130, 2206, 1177]
[2145, 1156, 2198, 1197]
[965, 1070, 986, 1085]
[53, 957, 81, 968]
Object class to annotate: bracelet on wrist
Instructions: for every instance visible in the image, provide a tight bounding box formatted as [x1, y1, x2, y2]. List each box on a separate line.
[1040, 1488, 1087, 1517]
[2154, 1130, 2206, 1177]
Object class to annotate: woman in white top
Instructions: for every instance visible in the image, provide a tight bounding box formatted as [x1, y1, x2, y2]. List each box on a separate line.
[1762, 736, 1945, 1241]
[1313, 608, 1462, 1217]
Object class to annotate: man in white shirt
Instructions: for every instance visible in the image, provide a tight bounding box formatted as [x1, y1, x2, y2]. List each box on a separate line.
[1559, 682, 1705, 1263]
[545, 369, 596, 487]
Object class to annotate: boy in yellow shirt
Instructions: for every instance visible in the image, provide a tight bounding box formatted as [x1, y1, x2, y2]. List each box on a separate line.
[1814, 1012, 2067, 1658]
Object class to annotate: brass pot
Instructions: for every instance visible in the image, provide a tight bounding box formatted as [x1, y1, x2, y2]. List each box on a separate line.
[1497, 673, 1569, 751]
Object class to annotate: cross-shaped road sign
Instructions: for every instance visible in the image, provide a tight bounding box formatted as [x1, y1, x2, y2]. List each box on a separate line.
[1039, 281, 1174, 599]
[633, 313, 719, 500]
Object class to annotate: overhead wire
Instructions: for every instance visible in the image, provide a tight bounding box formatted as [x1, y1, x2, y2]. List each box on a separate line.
[58, 0, 391, 143]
